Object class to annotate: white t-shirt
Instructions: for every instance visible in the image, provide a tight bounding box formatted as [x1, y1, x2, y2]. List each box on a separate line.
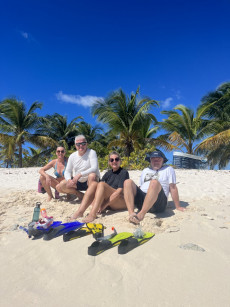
[64, 148, 100, 182]
[139, 166, 176, 197]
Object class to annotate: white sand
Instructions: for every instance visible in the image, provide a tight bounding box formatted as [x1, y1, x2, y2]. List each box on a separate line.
[0, 168, 230, 307]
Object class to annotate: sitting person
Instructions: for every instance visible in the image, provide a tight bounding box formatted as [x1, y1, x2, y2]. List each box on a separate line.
[39, 146, 67, 201]
[70, 151, 129, 222]
[57, 135, 100, 201]
[123, 150, 184, 224]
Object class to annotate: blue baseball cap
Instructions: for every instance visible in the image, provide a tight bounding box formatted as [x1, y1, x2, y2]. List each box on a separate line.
[146, 150, 168, 163]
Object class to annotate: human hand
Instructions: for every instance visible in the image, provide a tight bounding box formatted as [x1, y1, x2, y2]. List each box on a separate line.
[73, 173, 81, 183]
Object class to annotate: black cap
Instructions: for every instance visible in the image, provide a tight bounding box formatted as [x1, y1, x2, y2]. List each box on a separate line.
[145, 150, 168, 163]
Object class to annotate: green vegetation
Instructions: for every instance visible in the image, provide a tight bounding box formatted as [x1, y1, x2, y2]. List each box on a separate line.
[38, 113, 83, 150]
[0, 83, 229, 169]
[92, 87, 159, 157]
[196, 83, 230, 169]
[158, 104, 215, 154]
[0, 98, 55, 167]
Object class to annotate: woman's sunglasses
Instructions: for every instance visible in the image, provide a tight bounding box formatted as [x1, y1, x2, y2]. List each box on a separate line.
[57, 150, 65, 153]
[109, 158, 120, 162]
[75, 142, 87, 147]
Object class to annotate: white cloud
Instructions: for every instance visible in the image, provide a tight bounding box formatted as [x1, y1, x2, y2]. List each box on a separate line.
[161, 97, 173, 109]
[18, 30, 38, 44]
[56, 91, 104, 107]
[175, 90, 182, 100]
[20, 31, 29, 39]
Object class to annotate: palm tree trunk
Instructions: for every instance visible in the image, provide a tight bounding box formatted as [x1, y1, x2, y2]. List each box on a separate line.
[18, 142, 23, 168]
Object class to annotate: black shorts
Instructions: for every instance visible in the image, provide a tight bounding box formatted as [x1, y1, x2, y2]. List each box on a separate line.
[76, 181, 88, 191]
[134, 186, 167, 213]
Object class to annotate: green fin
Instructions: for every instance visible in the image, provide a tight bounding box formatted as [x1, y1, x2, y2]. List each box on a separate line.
[88, 232, 134, 256]
[118, 232, 154, 254]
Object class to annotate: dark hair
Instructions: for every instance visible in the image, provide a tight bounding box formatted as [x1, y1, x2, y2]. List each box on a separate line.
[56, 145, 65, 151]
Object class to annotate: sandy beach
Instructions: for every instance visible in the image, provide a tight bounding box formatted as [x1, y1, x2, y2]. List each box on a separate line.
[0, 167, 230, 307]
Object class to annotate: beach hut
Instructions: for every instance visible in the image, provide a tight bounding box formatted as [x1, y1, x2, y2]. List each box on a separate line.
[173, 152, 208, 169]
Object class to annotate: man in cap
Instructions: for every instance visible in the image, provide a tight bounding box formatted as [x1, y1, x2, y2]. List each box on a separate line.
[123, 150, 184, 224]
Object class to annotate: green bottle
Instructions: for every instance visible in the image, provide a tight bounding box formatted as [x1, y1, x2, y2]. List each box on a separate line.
[32, 202, 41, 222]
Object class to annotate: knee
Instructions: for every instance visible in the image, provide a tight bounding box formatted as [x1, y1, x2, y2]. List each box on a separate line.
[124, 179, 133, 188]
[149, 179, 160, 189]
[88, 173, 97, 183]
[58, 180, 66, 189]
[40, 174, 45, 181]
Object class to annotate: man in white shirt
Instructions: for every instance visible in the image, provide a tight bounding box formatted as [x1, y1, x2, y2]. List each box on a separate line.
[124, 150, 184, 224]
[57, 135, 100, 200]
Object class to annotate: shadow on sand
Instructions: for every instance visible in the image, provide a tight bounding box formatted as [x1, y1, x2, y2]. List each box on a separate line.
[100, 200, 190, 220]
[155, 200, 190, 219]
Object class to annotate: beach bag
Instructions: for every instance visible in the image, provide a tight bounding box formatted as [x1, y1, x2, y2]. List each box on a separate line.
[38, 179, 46, 194]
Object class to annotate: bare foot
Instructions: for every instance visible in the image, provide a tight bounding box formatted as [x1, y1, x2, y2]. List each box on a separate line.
[47, 195, 54, 202]
[70, 211, 84, 220]
[83, 214, 97, 223]
[129, 213, 140, 225]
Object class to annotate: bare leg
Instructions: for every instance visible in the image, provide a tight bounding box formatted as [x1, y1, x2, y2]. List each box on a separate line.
[123, 179, 138, 220]
[136, 180, 162, 221]
[87, 173, 98, 186]
[55, 183, 71, 201]
[83, 182, 115, 223]
[57, 180, 84, 200]
[40, 175, 60, 201]
[108, 196, 127, 210]
[71, 181, 98, 220]
[100, 194, 127, 212]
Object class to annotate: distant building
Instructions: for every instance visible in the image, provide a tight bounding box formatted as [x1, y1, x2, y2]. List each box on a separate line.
[173, 152, 208, 169]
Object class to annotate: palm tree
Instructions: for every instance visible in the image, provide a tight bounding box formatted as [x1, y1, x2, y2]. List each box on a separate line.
[196, 83, 230, 168]
[0, 137, 15, 167]
[92, 87, 159, 156]
[76, 121, 103, 143]
[0, 98, 54, 167]
[38, 113, 83, 149]
[22, 147, 49, 167]
[159, 104, 213, 154]
[200, 82, 230, 118]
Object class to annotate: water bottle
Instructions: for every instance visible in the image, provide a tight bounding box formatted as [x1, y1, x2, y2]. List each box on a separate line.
[32, 202, 41, 222]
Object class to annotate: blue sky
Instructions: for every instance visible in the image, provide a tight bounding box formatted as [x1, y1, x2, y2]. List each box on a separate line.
[0, 0, 230, 164]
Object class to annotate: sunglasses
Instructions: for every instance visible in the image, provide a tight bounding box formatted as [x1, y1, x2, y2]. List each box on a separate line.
[109, 157, 120, 162]
[75, 142, 87, 146]
[57, 150, 65, 153]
